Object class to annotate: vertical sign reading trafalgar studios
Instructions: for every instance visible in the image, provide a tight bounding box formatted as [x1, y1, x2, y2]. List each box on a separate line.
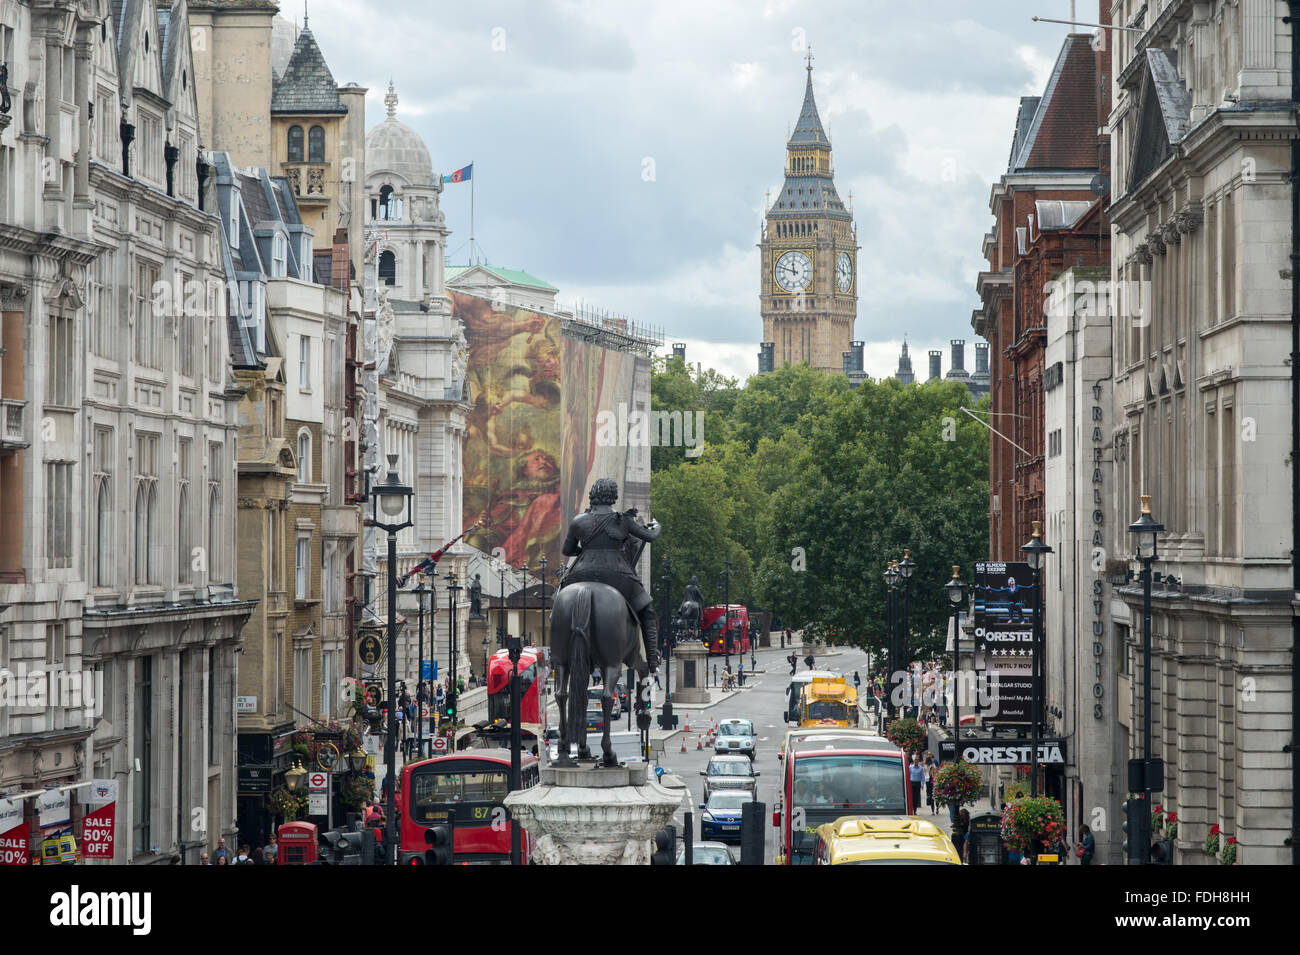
[0, 797, 28, 865]
[973, 561, 1039, 724]
[80, 779, 118, 860]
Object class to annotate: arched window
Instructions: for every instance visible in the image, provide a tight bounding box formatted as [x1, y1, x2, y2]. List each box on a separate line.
[134, 484, 156, 584]
[177, 486, 190, 584]
[287, 125, 303, 163]
[378, 250, 396, 286]
[378, 184, 395, 220]
[308, 125, 325, 163]
[96, 481, 112, 587]
[297, 429, 312, 483]
[208, 487, 220, 582]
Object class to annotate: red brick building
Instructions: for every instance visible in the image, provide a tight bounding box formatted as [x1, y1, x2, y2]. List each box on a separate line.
[973, 29, 1109, 561]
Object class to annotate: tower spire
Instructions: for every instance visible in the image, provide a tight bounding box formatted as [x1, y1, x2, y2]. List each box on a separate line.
[385, 80, 397, 119]
[806, 44, 813, 73]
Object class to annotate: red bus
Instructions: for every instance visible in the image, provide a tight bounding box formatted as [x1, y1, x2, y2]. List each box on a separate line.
[700, 605, 749, 655]
[487, 645, 543, 726]
[399, 751, 540, 864]
[772, 729, 911, 865]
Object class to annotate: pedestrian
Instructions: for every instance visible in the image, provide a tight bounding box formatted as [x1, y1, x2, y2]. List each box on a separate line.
[923, 751, 937, 813]
[804, 653, 814, 670]
[653, 669, 661, 689]
[264, 833, 277, 864]
[249, 847, 265, 865]
[457, 676, 465, 693]
[216, 854, 229, 866]
[952, 808, 970, 861]
[199, 851, 210, 865]
[215, 836, 229, 863]
[1076, 824, 1095, 865]
[788, 653, 797, 676]
[853, 670, 861, 691]
[908, 754, 924, 812]
[234, 844, 250, 865]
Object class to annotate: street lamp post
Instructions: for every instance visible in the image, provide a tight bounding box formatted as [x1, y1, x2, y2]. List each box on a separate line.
[661, 558, 672, 703]
[723, 560, 734, 668]
[446, 572, 461, 716]
[507, 634, 523, 865]
[497, 563, 508, 650]
[414, 578, 428, 759]
[884, 561, 900, 718]
[1129, 494, 1163, 856]
[945, 566, 967, 756]
[899, 550, 915, 709]
[1021, 521, 1053, 800]
[539, 554, 549, 649]
[369, 454, 413, 866]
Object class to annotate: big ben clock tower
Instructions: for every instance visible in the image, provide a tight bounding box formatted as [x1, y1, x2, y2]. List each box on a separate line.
[760, 51, 857, 374]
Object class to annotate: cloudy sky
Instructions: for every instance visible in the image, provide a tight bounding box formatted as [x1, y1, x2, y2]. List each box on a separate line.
[303, 0, 1090, 382]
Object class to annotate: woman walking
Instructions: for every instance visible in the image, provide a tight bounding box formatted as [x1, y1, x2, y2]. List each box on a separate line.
[908, 754, 924, 813]
[923, 751, 938, 814]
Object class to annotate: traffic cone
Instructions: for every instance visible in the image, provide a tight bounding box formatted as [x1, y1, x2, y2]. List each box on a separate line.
[680, 736, 687, 753]
[683, 716, 690, 733]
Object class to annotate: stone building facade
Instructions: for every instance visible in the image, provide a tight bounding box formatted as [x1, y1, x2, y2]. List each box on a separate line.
[1105, 0, 1295, 864]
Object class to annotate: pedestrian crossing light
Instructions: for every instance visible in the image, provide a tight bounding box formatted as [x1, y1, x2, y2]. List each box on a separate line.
[423, 819, 455, 865]
[1121, 797, 1150, 865]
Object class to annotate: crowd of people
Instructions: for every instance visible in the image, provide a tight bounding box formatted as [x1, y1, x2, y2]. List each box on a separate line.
[196, 834, 279, 865]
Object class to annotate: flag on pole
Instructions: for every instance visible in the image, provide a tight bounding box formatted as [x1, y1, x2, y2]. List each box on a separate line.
[443, 163, 472, 184]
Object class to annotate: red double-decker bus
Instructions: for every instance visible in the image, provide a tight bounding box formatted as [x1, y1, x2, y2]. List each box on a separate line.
[486, 645, 544, 727]
[700, 605, 750, 655]
[399, 751, 540, 864]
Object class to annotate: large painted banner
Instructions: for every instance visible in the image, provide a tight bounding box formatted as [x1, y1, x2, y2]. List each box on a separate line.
[457, 292, 642, 572]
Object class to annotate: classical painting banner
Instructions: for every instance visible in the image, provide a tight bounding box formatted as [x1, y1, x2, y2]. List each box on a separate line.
[457, 293, 641, 572]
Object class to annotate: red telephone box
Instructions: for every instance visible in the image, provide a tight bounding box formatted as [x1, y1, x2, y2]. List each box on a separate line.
[277, 821, 319, 865]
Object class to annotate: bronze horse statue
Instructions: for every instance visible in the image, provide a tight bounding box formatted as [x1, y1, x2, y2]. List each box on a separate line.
[550, 580, 645, 766]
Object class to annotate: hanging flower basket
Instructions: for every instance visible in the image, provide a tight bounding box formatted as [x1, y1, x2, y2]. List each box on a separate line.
[339, 773, 374, 812]
[266, 786, 309, 823]
[1164, 812, 1179, 841]
[999, 795, 1066, 857]
[1205, 824, 1220, 855]
[1151, 803, 1165, 835]
[1220, 836, 1237, 866]
[885, 718, 927, 756]
[934, 760, 983, 808]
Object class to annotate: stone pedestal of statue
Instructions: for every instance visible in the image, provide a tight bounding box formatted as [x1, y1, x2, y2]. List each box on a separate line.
[503, 763, 686, 864]
[672, 641, 710, 705]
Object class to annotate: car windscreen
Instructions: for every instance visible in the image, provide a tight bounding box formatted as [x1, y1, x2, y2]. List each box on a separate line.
[707, 792, 754, 811]
[718, 723, 752, 737]
[792, 755, 907, 812]
[709, 761, 753, 777]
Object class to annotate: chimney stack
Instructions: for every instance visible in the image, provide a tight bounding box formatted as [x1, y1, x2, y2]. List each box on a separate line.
[975, 341, 989, 376]
[672, 342, 687, 363]
[851, 340, 864, 372]
[758, 341, 775, 374]
[950, 339, 966, 373]
[928, 350, 942, 381]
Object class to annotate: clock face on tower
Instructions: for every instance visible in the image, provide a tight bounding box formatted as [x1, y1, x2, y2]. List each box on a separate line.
[775, 250, 812, 292]
[836, 252, 853, 293]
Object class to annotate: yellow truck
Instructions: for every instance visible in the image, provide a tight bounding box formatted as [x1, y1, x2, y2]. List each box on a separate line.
[796, 676, 858, 728]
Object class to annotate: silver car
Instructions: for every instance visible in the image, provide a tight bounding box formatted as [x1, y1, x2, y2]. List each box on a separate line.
[713, 718, 756, 758]
[701, 754, 760, 801]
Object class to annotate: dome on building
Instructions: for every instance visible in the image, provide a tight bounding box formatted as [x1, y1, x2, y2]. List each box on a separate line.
[366, 83, 434, 186]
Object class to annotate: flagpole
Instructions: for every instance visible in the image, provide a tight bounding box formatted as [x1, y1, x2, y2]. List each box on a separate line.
[470, 159, 475, 264]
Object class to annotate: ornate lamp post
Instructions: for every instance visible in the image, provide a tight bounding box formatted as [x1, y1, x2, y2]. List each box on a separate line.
[661, 557, 672, 701]
[898, 550, 915, 706]
[884, 560, 900, 718]
[497, 561, 508, 649]
[446, 572, 462, 704]
[1128, 494, 1163, 853]
[369, 454, 413, 865]
[944, 566, 966, 750]
[1021, 521, 1053, 798]
[539, 554, 549, 649]
[414, 577, 429, 758]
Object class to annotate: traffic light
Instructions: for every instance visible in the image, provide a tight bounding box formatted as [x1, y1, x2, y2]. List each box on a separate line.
[362, 825, 383, 866]
[422, 820, 455, 865]
[1121, 797, 1150, 865]
[321, 829, 367, 865]
[650, 825, 676, 866]
[444, 687, 457, 719]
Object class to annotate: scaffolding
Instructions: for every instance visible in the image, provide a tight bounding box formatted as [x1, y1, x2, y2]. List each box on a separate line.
[558, 301, 663, 356]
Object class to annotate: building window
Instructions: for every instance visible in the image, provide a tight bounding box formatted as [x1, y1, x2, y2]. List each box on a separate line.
[46, 622, 65, 665]
[208, 443, 222, 582]
[296, 535, 310, 600]
[178, 438, 192, 584]
[295, 646, 312, 718]
[272, 233, 286, 278]
[378, 184, 397, 220]
[207, 279, 224, 382]
[47, 310, 75, 406]
[308, 126, 325, 163]
[378, 250, 396, 286]
[321, 649, 333, 720]
[89, 249, 116, 360]
[135, 433, 159, 584]
[46, 462, 73, 569]
[268, 388, 281, 438]
[228, 185, 240, 249]
[322, 542, 334, 613]
[207, 647, 217, 765]
[298, 335, 311, 391]
[297, 429, 312, 484]
[134, 259, 161, 368]
[93, 428, 113, 586]
[287, 125, 303, 163]
[177, 272, 194, 377]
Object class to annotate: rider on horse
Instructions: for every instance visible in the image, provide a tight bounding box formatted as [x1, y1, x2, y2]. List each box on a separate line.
[681, 575, 704, 632]
[560, 478, 661, 671]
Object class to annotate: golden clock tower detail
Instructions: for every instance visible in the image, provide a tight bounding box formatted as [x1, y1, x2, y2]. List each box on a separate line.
[759, 53, 857, 374]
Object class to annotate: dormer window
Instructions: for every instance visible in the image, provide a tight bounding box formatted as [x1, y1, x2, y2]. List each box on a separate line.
[229, 187, 240, 249]
[272, 232, 286, 277]
[287, 125, 303, 163]
[301, 235, 314, 279]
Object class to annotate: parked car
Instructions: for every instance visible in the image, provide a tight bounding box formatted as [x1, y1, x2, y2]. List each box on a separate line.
[614, 681, 629, 714]
[701, 754, 760, 801]
[713, 718, 756, 759]
[699, 790, 754, 843]
[588, 685, 621, 718]
[585, 704, 605, 733]
[676, 841, 736, 865]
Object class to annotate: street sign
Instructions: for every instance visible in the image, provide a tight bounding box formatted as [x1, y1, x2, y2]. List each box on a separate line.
[432, 737, 447, 753]
[357, 633, 385, 667]
[237, 695, 257, 714]
[422, 659, 437, 681]
[364, 682, 383, 706]
[307, 772, 330, 792]
[308, 792, 328, 816]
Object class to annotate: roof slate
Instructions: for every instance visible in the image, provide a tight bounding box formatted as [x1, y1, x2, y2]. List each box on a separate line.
[1014, 36, 1099, 171]
[788, 70, 830, 148]
[271, 27, 346, 114]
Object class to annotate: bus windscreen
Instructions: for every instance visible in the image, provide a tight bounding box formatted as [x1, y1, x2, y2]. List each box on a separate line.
[410, 769, 509, 822]
[792, 755, 907, 813]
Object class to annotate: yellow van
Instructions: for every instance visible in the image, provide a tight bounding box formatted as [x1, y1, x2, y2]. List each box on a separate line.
[797, 677, 858, 728]
[810, 816, 962, 865]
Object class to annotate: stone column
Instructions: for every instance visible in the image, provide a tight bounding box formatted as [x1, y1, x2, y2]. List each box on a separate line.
[504, 764, 685, 864]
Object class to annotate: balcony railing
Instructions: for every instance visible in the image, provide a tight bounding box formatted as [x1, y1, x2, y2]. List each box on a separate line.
[281, 162, 328, 201]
